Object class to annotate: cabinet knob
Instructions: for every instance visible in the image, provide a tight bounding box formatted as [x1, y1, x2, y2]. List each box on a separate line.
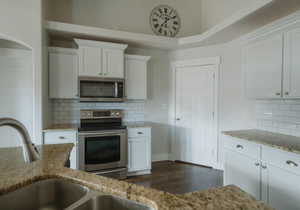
[137, 132, 143, 135]
[275, 92, 281, 96]
[99, 73, 103, 75]
[261, 165, 267, 169]
[255, 162, 260, 167]
[236, 144, 244, 149]
[59, 136, 66, 139]
[176, 118, 181, 121]
[286, 160, 298, 167]
[285, 92, 289, 96]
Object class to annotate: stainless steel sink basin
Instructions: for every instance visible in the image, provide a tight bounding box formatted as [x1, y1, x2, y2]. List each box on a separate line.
[74, 195, 152, 210]
[0, 179, 88, 210]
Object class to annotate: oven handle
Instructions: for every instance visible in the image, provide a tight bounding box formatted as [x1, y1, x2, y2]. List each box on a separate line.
[79, 131, 127, 137]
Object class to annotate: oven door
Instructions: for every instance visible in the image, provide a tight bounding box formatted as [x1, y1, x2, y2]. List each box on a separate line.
[78, 130, 127, 172]
[79, 77, 125, 102]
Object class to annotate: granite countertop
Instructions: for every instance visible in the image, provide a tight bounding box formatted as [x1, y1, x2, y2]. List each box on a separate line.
[0, 144, 273, 210]
[223, 129, 300, 154]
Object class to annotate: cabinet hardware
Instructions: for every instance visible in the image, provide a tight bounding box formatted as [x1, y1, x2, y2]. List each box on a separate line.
[285, 92, 289, 96]
[99, 73, 103, 75]
[255, 163, 260, 167]
[176, 118, 181, 121]
[137, 132, 144, 135]
[236, 145, 244, 149]
[261, 165, 267, 169]
[59, 136, 66, 139]
[286, 160, 298, 167]
[275, 93, 281, 96]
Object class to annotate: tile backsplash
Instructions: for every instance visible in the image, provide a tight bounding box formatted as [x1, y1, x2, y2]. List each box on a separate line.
[256, 100, 300, 137]
[52, 99, 145, 124]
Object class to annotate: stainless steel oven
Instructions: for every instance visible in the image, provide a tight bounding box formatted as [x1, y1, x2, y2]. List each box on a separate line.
[79, 77, 125, 102]
[78, 110, 127, 179]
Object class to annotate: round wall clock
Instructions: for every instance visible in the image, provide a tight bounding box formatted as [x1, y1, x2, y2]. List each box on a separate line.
[150, 5, 181, 37]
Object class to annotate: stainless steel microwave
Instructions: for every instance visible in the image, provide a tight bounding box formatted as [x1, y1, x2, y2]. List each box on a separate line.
[79, 77, 125, 102]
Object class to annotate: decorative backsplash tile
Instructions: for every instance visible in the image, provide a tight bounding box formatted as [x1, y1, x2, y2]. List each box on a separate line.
[51, 99, 145, 124]
[256, 100, 300, 137]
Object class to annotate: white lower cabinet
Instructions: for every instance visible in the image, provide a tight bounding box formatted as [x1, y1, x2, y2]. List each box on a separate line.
[127, 127, 151, 175]
[261, 163, 300, 210]
[224, 149, 261, 200]
[43, 130, 78, 170]
[224, 136, 300, 210]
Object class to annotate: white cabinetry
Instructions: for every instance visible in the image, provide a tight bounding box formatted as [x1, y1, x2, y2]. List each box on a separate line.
[224, 136, 261, 199]
[127, 127, 151, 175]
[244, 26, 300, 99]
[224, 150, 261, 200]
[125, 55, 151, 100]
[75, 39, 127, 78]
[284, 28, 300, 98]
[48, 47, 78, 99]
[43, 130, 77, 169]
[244, 34, 283, 99]
[224, 135, 300, 210]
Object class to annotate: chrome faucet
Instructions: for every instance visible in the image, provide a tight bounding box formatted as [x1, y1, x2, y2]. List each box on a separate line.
[0, 118, 39, 163]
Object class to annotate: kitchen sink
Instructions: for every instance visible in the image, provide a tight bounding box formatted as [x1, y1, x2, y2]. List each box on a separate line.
[74, 195, 152, 210]
[0, 179, 88, 210]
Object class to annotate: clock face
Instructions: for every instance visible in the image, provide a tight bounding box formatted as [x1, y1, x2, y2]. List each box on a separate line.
[150, 5, 181, 37]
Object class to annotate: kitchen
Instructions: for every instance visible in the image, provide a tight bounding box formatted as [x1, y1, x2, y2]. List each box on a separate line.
[1, 0, 300, 210]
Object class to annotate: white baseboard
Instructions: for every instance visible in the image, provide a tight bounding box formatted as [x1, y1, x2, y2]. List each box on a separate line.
[152, 153, 170, 162]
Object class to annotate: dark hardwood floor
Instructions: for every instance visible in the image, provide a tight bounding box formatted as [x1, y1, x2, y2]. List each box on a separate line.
[125, 161, 223, 194]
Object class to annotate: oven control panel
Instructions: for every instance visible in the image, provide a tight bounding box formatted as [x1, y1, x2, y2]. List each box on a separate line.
[80, 110, 123, 119]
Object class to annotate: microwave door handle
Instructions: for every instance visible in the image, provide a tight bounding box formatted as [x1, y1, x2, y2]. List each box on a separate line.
[115, 82, 118, 98]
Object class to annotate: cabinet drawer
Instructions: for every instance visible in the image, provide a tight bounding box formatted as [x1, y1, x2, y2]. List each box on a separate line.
[224, 135, 261, 159]
[44, 131, 77, 144]
[262, 146, 300, 175]
[127, 128, 150, 138]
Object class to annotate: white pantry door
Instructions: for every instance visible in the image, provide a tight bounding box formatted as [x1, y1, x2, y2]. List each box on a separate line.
[175, 65, 216, 167]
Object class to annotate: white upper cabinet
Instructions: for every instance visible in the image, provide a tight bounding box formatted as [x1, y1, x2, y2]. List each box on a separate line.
[284, 28, 300, 98]
[79, 46, 102, 77]
[244, 34, 283, 99]
[75, 39, 128, 78]
[125, 55, 151, 100]
[49, 47, 78, 99]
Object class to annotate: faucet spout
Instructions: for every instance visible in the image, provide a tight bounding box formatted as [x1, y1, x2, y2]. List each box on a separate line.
[0, 118, 39, 163]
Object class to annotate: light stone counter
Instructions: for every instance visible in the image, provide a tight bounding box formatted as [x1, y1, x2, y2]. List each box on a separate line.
[223, 129, 300, 155]
[0, 143, 272, 209]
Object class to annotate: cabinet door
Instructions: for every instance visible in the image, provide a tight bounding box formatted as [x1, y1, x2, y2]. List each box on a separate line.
[262, 163, 300, 210]
[244, 34, 283, 99]
[102, 48, 124, 78]
[78, 46, 102, 77]
[49, 50, 78, 99]
[128, 138, 151, 172]
[125, 58, 147, 100]
[284, 28, 300, 98]
[43, 131, 78, 169]
[224, 149, 261, 200]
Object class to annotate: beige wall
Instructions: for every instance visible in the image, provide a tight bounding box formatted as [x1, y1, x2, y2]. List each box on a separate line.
[46, 0, 202, 37]
[200, 0, 266, 31]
